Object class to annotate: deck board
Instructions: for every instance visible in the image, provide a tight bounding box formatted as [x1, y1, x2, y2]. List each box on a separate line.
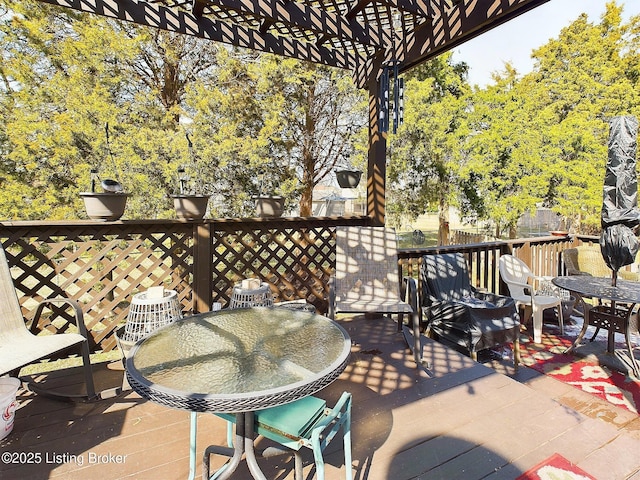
[2, 314, 640, 480]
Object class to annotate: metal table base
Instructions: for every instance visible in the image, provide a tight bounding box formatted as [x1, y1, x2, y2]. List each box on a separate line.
[566, 301, 640, 378]
[202, 412, 266, 480]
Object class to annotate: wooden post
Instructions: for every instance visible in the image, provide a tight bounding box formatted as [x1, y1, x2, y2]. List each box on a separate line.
[367, 71, 387, 227]
[193, 222, 212, 313]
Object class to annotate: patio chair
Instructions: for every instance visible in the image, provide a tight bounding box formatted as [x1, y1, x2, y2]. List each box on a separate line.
[328, 226, 425, 366]
[499, 254, 563, 343]
[563, 245, 640, 281]
[0, 243, 98, 401]
[205, 392, 353, 480]
[420, 253, 521, 367]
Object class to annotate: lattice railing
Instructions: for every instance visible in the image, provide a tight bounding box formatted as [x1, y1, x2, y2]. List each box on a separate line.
[211, 220, 339, 311]
[0, 217, 368, 352]
[1, 221, 196, 351]
[0, 217, 577, 354]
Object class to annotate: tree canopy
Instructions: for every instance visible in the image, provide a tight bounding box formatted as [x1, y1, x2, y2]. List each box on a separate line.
[0, 0, 365, 219]
[387, 1, 640, 238]
[1, 0, 639, 240]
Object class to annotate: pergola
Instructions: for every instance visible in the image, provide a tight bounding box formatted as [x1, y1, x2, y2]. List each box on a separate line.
[37, 0, 549, 224]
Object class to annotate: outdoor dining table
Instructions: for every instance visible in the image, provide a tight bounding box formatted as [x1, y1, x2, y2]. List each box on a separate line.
[125, 306, 352, 480]
[552, 275, 640, 377]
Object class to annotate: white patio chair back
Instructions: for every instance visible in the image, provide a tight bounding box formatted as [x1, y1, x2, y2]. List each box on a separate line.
[499, 254, 535, 304]
[0, 243, 99, 401]
[499, 254, 563, 343]
[333, 227, 407, 311]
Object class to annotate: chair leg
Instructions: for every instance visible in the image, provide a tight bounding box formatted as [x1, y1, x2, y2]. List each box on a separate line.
[312, 443, 325, 480]
[403, 311, 427, 368]
[25, 338, 104, 402]
[532, 306, 543, 343]
[513, 336, 521, 372]
[79, 339, 97, 400]
[294, 452, 304, 480]
[188, 412, 197, 480]
[343, 404, 353, 480]
[557, 302, 564, 336]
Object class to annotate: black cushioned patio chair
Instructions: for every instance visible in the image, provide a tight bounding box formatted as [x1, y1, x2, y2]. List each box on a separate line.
[420, 252, 521, 367]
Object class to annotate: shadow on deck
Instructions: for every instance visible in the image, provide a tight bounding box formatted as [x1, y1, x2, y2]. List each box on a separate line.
[2, 314, 640, 480]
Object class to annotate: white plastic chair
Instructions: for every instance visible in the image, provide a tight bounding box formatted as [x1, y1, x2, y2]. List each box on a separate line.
[499, 254, 563, 343]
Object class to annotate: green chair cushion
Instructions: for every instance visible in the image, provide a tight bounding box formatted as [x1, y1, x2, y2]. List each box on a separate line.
[255, 396, 326, 438]
[216, 395, 327, 442]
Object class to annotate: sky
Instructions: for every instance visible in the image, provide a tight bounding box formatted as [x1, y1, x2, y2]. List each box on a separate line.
[453, 0, 640, 88]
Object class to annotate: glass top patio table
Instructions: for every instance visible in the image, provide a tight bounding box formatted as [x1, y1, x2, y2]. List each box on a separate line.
[125, 306, 352, 413]
[552, 275, 639, 377]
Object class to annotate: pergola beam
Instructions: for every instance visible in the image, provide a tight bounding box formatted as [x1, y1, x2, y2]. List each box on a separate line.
[200, 0, 385, 49]
[381, 0, 431, 18]
[400, 0, 549, 73]
[37, 0, 359, 70]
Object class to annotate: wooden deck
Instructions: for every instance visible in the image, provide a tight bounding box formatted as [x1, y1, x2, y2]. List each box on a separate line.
[2, 314, 640, 480]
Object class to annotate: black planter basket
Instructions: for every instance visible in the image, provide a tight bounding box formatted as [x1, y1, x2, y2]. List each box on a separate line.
[336, 170, 362, 188]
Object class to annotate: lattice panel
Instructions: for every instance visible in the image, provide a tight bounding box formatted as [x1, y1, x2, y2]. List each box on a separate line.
[0, 217, 368, 354]
[1, 223, 195, 352]
[212, 223, 336, 313]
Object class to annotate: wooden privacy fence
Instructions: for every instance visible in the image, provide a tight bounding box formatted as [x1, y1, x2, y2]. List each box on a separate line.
[0, 218, 578, 354]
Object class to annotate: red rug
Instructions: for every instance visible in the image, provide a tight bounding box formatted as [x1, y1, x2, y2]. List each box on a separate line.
[516, 453, 596, 480]
[518, 331, 640, 414]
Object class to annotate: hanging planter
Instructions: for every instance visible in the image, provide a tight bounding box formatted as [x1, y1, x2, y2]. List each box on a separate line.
[172, 166, 209, 220]
[80, 169, 129, 221]
[80, 191, 130, 221]
[171, 135, 210, 220]
[80, 124, 130, 221]
[171, 194, 209, 220]
[336, 169, 362, 188]
[254, 195, 284, 217]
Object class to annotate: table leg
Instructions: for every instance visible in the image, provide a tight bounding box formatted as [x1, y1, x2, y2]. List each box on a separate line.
[203, 412, 268, 480]
[565, 295, 590, 354]
[189, 412, 197, 480]
[243, 411, 267, 480]
[203, 413, 243, 480]
[624, 328, 640, 378]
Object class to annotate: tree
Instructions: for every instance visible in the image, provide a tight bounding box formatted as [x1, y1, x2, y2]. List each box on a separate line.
[185, 54, 367, 217]
[387, 53, 470, 244]
[459, 65, 543, 238]
[522, 3, 640, 234]
[0, 0, 140, 219]
[458, 2, 640, 237]
[255, 57, 366, 216]
[0, 0, 367, 221]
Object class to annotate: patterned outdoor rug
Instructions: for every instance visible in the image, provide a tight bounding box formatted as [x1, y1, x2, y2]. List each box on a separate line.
[518, 327, 640, 415]
[516, 453, 597, 480]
